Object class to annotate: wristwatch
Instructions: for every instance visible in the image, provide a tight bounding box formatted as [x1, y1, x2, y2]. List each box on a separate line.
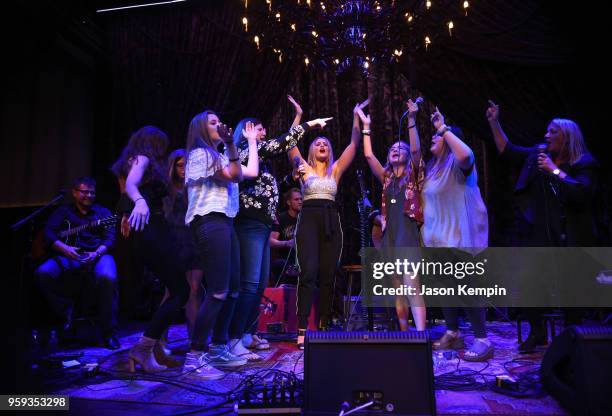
[552, 168, 561, 176]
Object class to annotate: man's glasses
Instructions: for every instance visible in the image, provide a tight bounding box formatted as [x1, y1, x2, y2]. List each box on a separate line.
[74, 189, 96, 195]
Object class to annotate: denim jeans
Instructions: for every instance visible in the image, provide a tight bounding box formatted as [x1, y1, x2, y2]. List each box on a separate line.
[191, 213, 241, 350]
[228, 217, 271, 339]
[35, 254, 118, 336]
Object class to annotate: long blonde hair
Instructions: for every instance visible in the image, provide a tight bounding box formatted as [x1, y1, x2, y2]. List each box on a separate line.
[551, 118, 589, 165]
[307, 136, 334, 176]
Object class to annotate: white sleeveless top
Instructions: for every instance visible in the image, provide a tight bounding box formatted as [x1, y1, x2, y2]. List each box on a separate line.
[302, 173, 337, 201]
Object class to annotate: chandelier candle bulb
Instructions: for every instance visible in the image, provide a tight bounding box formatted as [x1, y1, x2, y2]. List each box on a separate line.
[254, 35, 260, 49]
[242, 17, 248, 32]
[426, 0, 432, 9]
[463, 0, 469, 16]
[425, 35, 431, 50]
[448, 21, 454, 36]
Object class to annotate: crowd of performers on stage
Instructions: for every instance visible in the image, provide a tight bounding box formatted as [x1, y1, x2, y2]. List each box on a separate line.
[34, 96, 601, 379]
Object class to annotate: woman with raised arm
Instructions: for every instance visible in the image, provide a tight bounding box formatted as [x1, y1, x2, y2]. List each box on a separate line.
[226, 96, 332, 360]
[182, 111, 259, 379]
[359, 99, 427, 331]
[112, 126, 190, 373]
[486, 100, 599, 351]
[292, 102, 361, 349]
[422, 108, 492, 361]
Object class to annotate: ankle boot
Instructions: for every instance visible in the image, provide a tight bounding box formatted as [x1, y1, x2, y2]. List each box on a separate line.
[153, 340, 180, 368]
[128, 336, 167, 373]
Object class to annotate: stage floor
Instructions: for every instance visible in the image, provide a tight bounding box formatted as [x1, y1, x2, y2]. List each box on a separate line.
[34, 321, 567, 415]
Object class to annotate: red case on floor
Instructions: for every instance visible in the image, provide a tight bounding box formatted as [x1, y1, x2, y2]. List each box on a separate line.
[257, 286, 318, 332]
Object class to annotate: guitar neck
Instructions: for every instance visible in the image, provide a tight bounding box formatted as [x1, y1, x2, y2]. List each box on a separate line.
[59, 218, 107, 238]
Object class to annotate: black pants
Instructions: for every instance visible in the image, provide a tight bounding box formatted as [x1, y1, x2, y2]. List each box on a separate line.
[296, 199, 342, 329]
[191, 213, 240, 350]
[133, 214, 189, 340]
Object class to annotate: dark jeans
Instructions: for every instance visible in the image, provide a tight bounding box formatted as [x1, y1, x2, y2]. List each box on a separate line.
[442, 307, 487, 339]
[295, 199, 342, 329]
[132, 214, 189, 340]
[229, 217, 271, 339]
[35, 254, 118, 336]
[191, 213, 240, 351]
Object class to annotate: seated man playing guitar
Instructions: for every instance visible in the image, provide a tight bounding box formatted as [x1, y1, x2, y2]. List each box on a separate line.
[34, 177, 120, 350]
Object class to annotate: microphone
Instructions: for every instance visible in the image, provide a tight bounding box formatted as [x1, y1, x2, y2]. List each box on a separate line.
[293, 156, 304, 184]
[398, 97, 424, 142]
[400, 97, 424, 120]
[537, 143, 558, 196]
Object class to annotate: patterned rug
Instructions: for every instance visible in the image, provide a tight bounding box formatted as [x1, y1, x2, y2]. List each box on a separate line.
[45, 321, 567, 415]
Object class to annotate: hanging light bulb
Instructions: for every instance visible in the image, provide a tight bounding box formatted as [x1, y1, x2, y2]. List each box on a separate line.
[320, 2, 325, 11]
[463, 0, 469, 16]
[426, 0, 432, 9]
[304, 57, 310, 66]
[254, 35, 260, 49]
[242, 16, 248, 32]
[306, 0, 311, 6]
[405, 13, 413, 23]
[275, 12, 281, 21]
[425, 36, 431, 50]
[334, 58, 340, 64]
[448, 21, 454, 36]
[311, 30, 318, 38]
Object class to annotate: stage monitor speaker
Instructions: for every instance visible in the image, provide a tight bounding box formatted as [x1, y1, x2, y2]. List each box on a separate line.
[541, 325, 612, 415]
[304, 331, 435, 416]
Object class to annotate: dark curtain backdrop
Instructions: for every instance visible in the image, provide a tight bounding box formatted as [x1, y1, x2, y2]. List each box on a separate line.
[102, 0, 609, 257]
[106, 1, 297, 153]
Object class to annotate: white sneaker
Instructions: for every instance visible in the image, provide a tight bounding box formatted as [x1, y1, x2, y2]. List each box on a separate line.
[183, 352, 224, 380]
[229, 339, 262, 362]
[208, 344, 247, 367]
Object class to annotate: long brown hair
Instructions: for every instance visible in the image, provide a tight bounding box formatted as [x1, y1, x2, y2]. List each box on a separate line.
[111, 125, 169, 184]
[382, 141, 412, 186]
[185, 110, 222, 172]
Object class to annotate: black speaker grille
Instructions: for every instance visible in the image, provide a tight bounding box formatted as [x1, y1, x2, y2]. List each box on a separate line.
[306, 330, 430, 344]
[571, 324, 612, 340]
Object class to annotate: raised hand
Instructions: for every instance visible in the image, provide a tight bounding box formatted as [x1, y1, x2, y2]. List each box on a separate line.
[406, 99, 419, 120]
[486, 100, 499, 122]
[242, 121, 258, 143]
[355, 106, 371, 126]
[307, 117, 333, 129]
[288, 95, 303, 115]
[431, 106, 445, 130]
[218, 123, 234, 143]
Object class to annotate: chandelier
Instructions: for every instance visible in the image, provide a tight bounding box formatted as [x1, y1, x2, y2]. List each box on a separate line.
[241, 0, 472, 73]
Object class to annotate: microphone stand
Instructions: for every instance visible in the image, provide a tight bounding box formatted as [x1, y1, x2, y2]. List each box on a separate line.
[10, 191, 65, 360]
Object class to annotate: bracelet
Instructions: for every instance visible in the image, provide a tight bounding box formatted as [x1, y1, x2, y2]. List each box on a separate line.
[407, 124, 417, 129]
[229, 157, 239, 162]
[134, 197, 145, 204]
[362, 129, 371, 135]
[436, 125, 451, 136]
